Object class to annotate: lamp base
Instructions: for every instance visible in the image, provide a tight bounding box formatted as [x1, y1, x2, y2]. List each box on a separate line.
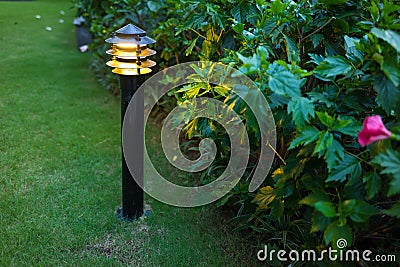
[115, 204, 152, 222]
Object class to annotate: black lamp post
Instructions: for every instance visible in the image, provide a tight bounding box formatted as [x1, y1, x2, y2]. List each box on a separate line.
[105, 24, 156, 220]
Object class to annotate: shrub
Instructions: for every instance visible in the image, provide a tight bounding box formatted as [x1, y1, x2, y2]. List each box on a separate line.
[75, 0, 400, 263]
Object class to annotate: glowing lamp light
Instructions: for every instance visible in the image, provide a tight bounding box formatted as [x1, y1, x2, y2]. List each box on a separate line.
[105, 24, 156, 76]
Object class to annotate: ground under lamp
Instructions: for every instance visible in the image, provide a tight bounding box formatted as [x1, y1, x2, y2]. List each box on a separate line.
[105, 24, 156, 220]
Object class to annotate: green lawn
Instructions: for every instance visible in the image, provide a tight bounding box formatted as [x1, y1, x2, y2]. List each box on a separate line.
[0, 1, 260, 266]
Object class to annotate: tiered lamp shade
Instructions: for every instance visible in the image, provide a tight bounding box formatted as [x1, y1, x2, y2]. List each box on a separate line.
[105, 24, 156, 75]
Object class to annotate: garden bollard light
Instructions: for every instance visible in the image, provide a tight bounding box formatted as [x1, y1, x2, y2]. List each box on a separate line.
[105, 24, 156, 221]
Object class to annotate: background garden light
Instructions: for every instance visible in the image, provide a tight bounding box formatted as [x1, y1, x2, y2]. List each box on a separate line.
[105, 23, 156, 221]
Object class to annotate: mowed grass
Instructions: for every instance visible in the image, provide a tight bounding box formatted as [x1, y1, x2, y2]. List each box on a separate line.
[0, 1, 260, 266]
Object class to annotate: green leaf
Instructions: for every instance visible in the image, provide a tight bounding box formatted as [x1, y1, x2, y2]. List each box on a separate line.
[185, 37, 199, 56]
[372, 149, 400, 196]
[324, 221, 353, 248]
[349, 200, 379, 223]
[373, 72, 400, 115]
[313, 131, 333, 157]
[177, 83, 203, 98]
[300, 191, 331, 206]
[308, 53, 325, 65]
[256, 45, 270, 62]
[340, 200, 380, 223]
[371, 28, 400, 53]
[271, 0, 285, 14]
[253, 186, 276, 207]
[382, 2, 400, 17]
[314, 56, 353, 78]
[308, 91, 334, 108]
[338, 199, 356, 217]
[147, 1, 163, 12]
[287, 97, 315, 128]
[182, 13, 207, 31]
[273, 155, 307, 183]
[315, 201, 337, 218]
[268, 93, 289, 109]
[368, 1, 379, 23]
[214, 85, 229, 96]
[311, 211, 332, 233]
[237, 53, 259, 74]
[332, 119, 351, 132]
[324, 140, 345, 172]
[316, 112, 335, 128]
[275, 177, 294, 198]
[267, 63, 303, 97]
[384, 203, 400, 218]
[201, 39, 213, 59]
[237, 53, 256, 66]
[232, 23, 244, 34]
[331, 18, 349, 34]
[332, 118, 361, 136]
[381, 56, 400, 87]
[310, 34, 324, 48]
[183, 119, 198, 139]
[270, 199, 284, 218]
[283, 34, 300, 63]
[363, 172, 382, 200]
[242, 87, 272, 135]
[231, 2, 250, 22]
[344, 35, 363, 63]
[289, 126, 320, 149]
[327, 154, 361, 183]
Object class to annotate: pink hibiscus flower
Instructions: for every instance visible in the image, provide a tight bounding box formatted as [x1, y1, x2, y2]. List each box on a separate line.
[358, 115, 392, 146]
